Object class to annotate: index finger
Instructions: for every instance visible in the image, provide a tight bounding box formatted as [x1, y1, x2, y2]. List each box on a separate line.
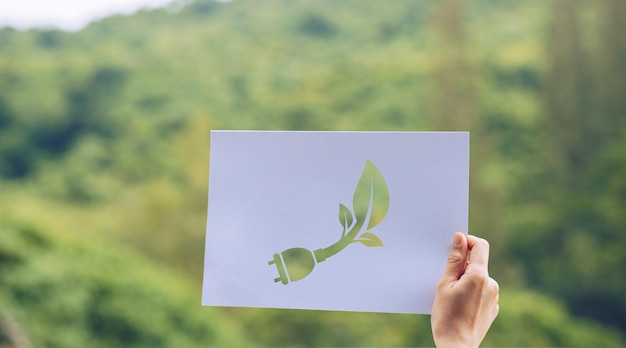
[466, 235, 490, 273]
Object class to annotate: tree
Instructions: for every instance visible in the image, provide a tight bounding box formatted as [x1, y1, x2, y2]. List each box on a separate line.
[511, 0, 626, 332]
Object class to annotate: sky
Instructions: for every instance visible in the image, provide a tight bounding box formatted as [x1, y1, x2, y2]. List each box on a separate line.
[0, 0, 177, 31]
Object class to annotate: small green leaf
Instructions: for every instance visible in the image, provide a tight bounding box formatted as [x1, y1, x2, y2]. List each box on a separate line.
[338, 203, 353, 229]
[356, 232, 384, 247]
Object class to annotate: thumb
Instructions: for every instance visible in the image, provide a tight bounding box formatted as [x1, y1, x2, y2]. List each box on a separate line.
[441, 232, 468, 283]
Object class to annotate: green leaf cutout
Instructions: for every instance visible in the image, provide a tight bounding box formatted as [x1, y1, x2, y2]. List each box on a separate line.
[352, 160, 390, 230]
[356, 232, 384, 247]
[338, 203, 353, 229]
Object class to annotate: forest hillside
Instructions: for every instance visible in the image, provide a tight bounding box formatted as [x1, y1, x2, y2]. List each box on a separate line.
[1, 0, 625, 346]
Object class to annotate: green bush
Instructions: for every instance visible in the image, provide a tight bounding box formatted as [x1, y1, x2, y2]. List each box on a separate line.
[0, 219, 249, 347]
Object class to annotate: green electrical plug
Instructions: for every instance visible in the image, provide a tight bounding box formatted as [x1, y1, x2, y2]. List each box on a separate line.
[268, 159, 389, 285]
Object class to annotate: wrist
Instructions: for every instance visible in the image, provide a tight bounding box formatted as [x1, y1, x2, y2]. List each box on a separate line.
[434, 337, 478, 348]
[433, 329, 479, 348]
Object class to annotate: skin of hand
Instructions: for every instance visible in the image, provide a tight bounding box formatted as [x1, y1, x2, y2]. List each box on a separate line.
[431, 232, 499, 348]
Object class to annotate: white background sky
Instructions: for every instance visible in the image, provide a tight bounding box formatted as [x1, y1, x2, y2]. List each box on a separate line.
[0, 0, 176, 31]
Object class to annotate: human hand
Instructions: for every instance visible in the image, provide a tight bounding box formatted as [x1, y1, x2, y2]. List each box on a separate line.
[431, 232, 499, 348]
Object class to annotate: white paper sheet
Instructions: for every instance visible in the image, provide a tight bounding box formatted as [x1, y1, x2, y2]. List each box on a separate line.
[202, 131, 469, 314]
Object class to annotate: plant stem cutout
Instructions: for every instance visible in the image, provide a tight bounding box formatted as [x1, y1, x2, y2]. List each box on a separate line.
[268, 159, 389, 284]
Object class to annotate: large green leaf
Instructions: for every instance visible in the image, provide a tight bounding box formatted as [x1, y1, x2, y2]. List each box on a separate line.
[352, 160, 389, 230]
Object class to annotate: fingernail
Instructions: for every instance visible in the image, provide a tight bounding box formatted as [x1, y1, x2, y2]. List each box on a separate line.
[454, 232, 462, 247]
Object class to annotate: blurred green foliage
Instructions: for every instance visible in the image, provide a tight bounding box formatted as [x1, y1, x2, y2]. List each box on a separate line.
[0, 219, 249, 347]
[0, 0, 625, 346]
